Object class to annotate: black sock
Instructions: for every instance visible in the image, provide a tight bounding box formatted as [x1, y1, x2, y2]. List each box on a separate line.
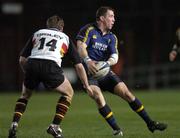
[52, 96, 71, 125]
[99, 104, 120, 130]
[129, 98, 152, 125]
[13, 98, 28, 123]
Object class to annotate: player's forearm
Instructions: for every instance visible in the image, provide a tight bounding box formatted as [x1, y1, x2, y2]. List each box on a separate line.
[77, 40, 91, 63]
[75, 63, 89, 88]
[19, 56, 28, 73]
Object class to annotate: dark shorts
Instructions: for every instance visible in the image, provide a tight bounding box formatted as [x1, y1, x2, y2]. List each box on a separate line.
[24, 58, 64, 90]
[88, 71, 122, 93]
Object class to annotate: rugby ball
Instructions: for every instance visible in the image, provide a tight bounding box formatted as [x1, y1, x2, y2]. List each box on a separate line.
[92, 61, 110, 79]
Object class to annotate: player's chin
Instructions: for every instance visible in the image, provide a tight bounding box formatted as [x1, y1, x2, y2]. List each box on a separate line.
[108, 26, 113, 30]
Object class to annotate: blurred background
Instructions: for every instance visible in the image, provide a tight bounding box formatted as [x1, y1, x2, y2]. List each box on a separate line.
[0, 0, 180, 91]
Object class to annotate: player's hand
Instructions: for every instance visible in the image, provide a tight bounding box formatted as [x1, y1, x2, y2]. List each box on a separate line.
[169, 51, 177, 62]
[86, 60, 98, 75]
[84, 85, 94, 97]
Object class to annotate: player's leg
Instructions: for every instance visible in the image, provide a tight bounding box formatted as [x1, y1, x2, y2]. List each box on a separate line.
[8, 59, 41, 138]
[8, 84, 33, 138]
[114, 82, 167, 132]
[52, 77, 73, 125]
[47, 77, 73, 138]
[90, 85, 123, 136]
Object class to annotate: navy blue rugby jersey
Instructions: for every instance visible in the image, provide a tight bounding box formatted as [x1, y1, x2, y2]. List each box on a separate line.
[76, 23, 118, 61]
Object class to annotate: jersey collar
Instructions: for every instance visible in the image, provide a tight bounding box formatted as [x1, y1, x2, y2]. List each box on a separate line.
[93, 22, 112, 35]
[48, 28, 61, 32]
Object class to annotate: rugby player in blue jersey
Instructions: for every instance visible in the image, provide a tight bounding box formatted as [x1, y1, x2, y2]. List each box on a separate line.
[76, 6, 167, 136]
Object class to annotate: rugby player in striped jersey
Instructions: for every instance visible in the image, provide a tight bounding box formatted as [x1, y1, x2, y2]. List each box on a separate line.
[8, 15, 93, 138]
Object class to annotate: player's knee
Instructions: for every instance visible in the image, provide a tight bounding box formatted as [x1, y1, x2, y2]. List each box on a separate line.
[20, 89, 32, 100]
[89, 90, 99, 100]
[91, 92, 105, 106]
[123, 91, 135, 102]
[87, 90, 94, 98]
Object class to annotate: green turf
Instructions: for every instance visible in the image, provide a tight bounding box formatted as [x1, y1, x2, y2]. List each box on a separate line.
[0, 89, 180, 138]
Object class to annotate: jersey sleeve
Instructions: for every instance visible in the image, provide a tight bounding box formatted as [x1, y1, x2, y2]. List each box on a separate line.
[108, 34, 119, 55]
[20, 35, 33, 57]
[66, 39, 81, 65]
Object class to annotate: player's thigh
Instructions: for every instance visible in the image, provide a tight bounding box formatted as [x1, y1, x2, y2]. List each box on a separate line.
[114, 82, 135, 102]
[24, 60, 40, 90]
[42, 61, 64, 89]
[55, 77, 74, 99]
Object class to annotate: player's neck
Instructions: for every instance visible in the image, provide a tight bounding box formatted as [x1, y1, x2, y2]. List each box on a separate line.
[98, 24, 108, 35]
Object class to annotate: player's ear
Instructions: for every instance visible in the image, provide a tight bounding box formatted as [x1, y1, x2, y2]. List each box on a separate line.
[100, 16, 105, 21]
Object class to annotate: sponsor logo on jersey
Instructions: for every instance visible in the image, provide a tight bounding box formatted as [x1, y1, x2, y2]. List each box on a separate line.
[92, 42, 108, 51]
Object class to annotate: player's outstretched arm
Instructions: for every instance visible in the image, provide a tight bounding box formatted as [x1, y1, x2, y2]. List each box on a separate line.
[74, 63, 93, 96]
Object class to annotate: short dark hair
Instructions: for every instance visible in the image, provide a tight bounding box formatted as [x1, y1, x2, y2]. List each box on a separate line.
[96, 6, 115, 21]
[46, 15, 64, 31]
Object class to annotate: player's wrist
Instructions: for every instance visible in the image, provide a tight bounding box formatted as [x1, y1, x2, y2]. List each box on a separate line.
[106, 61, 110, 66]
[83, 56, 92, 64]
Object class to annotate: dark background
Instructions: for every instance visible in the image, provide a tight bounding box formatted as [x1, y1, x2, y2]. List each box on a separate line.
[0, 0, 180, 91]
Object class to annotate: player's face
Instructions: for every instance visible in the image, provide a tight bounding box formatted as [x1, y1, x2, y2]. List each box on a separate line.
[103, 10, 115, 30]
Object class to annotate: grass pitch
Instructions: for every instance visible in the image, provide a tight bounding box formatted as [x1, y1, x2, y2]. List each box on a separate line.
[0, 89, 180, 138]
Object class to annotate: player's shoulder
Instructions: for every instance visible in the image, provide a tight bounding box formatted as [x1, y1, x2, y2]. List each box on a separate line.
[108, 31, 118, 40]
[109, 30, 117, 36]
[34, 28, 69, 39]
[81, 23, 95, 31]
[35, 28, 48, 33]
[33, 28, 51, 36]
[83, 22, 94, 28]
